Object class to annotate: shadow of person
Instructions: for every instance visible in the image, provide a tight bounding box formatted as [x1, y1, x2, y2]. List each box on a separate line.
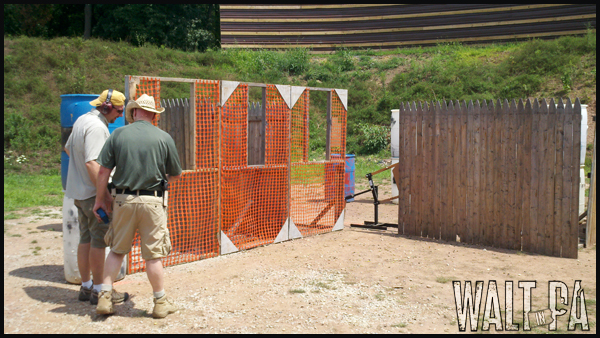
[22, 285, 137, 320]
[9, 265, 64, 283]
[37, 223, 62, 231]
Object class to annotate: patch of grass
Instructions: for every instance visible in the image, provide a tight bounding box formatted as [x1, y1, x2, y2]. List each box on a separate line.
[31, 240, 37, 244]
[375, 292, 386, 301]
[3, 174, 63, 213]
[391, 322, 407, 328]
[289, 289, 306, 294]
[4, 213, 19, 220]
[436, 276, 456, 284]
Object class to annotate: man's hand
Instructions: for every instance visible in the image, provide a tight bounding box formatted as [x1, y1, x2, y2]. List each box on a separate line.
[94, 165, 113, 222]
[92, 199, 109, 223]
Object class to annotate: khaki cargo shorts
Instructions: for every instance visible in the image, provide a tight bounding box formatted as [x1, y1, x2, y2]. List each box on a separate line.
[105, 194, 171, 260]
[74, 196, 109, 248]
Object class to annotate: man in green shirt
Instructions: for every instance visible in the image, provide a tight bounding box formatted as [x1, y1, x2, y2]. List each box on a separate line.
[93, 94, 182, 318]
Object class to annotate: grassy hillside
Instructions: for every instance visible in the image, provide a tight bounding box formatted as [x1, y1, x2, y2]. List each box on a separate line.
[3, 31, 596, 174]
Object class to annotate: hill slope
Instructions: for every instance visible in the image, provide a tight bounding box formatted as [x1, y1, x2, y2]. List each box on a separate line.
[3, 32, 596, 174]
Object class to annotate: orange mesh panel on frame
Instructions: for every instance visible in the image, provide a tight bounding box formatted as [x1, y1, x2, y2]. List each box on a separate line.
[220, 84, 289, 250]
[291, 89, 345, 237]
[127, 79, 220, 274]
[135, 77, 161, 126]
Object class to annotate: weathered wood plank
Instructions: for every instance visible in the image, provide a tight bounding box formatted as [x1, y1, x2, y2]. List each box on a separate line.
[528, 99, 541, 253]
[415, 102, 424, 237]
[184, 98, 191, 170]
[398, 103, 410, 235]
[407, 102, 418, 236]
[465, 100, 475, 244]
[568, 98, 582, 258]
[472, 100, 482, 245]
[521, 99, 533, 252]
[440, 101, 451, 241]
[515, 99, 526, 252]
[537, 99, 551, 255]
[426, 102, 437, 239]
[456, 101, 468, 243]
[450, 101, 460, 242]
[552, 99, 564, 257]
[506, 99, 518, 250]
[491, 100, 502, 248]
[432, 101, 442, 239]
[544, 99, 557, 256]
[421, 102, 431, 239]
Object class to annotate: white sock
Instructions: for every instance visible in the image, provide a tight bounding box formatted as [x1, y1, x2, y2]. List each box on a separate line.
[93, 284, 103, 293]
[82, 280, 93, 289]
[154, 290, 165, 299]
[101, 284, 113, 293]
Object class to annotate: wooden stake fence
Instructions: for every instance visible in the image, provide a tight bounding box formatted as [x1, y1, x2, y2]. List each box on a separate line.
[397, 98, 582, 258]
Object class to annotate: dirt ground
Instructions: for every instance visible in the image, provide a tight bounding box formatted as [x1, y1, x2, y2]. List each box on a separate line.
[4, 189, 597, 334]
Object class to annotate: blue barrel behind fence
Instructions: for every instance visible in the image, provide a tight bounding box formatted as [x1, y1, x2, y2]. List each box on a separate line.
[345, 154, 355, 202]
[60, 94, 125, 190]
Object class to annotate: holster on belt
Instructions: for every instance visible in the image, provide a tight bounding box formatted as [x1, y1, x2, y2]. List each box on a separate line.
[161, 179, 169, 207]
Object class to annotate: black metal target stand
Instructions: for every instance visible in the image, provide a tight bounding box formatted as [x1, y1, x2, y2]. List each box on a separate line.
[345, 163, 400, 230]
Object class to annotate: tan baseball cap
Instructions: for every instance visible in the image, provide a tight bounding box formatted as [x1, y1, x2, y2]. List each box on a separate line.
[89, 89, 126, 107]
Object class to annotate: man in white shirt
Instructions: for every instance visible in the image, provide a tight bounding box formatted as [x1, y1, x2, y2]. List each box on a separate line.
[64, 89, 129, 305]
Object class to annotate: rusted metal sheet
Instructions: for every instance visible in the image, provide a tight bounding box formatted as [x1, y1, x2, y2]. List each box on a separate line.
[220, 4, 596, 51]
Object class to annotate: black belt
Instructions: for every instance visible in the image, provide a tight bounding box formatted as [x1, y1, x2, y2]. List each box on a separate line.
[116, 188, 163, 197]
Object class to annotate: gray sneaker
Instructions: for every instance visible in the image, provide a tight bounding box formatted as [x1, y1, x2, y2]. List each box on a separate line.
[78, 285, 92, 302]
[152, 295, 178, 318]
[91, 288, 130, 305]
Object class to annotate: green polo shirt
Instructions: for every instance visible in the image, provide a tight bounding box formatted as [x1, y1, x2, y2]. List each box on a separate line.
[97, 120, 182, 191]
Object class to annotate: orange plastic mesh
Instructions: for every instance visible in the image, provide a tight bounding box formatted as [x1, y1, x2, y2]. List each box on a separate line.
[126, 78, 346, 273]
[135, 77, 162, 126]
[220, 84, 289, 250]
[290, 90, 346, 236]
[128, 79, 220, 274]
[291, 89, 309, 163]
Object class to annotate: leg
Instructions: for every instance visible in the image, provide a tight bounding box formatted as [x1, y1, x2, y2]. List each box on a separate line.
[145, 258, 164, 293]
[77, 243, 91, 282]
[102, 250, 125, 287]
[89, 247, 106, 285]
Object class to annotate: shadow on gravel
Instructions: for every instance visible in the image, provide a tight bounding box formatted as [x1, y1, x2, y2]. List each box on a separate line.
[23, 285, 137, 320]
[9, 264, 64, 283]
[37, 223, 62, 231]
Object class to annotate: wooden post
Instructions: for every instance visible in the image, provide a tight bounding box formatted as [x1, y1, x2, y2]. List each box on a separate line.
[421, 102, 431, 239]
[261, 87, 266, 165]
[568, 99, 582, 258]
[190, 83, 197, 170]
[586, 127, 596, 247]
[459, 100, 469, 243]
[326, 90, 332, 161]
[520, 99, 533, 252]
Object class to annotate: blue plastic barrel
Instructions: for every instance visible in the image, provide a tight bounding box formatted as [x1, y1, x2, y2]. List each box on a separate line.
[60, 94, 125, 190]
[345, 154, 355, 202]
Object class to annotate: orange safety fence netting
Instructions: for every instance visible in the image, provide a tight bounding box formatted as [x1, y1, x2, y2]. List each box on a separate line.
[220, 84, 289, 250]
[134, 77, 162, 126]
[290, 89, 346, 237]
[126, 78, 346, 273]
[128, 79, 221, 274]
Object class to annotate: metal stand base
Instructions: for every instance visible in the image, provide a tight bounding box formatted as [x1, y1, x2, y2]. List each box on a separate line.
[350, 221, 398, 230]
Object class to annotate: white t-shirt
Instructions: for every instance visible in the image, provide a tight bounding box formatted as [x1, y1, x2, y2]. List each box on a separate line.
[64, 108, 110, 200]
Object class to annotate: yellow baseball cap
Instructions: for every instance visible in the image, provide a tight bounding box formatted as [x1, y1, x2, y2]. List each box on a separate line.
[89, 89, 126, 107]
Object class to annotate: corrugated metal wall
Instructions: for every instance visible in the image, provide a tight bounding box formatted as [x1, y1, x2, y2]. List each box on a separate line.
[220, 4, 596, 52]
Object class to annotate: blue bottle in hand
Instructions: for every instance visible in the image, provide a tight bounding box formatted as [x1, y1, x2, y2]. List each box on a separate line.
[97, 208, 110, 224]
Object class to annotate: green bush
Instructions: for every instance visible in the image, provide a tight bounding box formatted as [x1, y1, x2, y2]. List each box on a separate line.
[357, 123, 390, 155]
[4, 113, 33, 152]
